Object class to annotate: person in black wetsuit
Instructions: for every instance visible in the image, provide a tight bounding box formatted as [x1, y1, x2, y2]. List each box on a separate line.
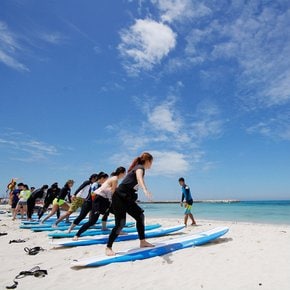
[73, 167, 126, 240]
[106, 152, 154, 256]
[38, 183, 60, 219]
[52, 173, 99, 227]
[26, 185, 49, 221]
[67, 172, 108, 233]
[41, 180, 74, 223]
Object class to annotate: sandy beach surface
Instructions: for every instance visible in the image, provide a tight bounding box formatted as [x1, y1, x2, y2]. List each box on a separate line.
[0, 205, 289, 290]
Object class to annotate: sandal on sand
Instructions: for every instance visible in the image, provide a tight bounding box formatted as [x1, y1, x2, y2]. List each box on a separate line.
[9, 239, 26, 244]
[6, 266, 48, 289]
[24, 247, 45, 255]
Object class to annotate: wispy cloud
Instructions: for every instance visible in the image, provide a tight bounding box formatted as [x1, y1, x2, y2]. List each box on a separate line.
[39, 32, 66, 45]
[0, 130, 59, 162]
[153, 0, 211, 23]
[246, 113, 290, 141]
[109, 96, 225, 176]
[182, 2, 290, 109]
[190, 101, 225, 141]
[0, 20, 68, 72]
[0, 21, 29, 71]
[118, 19, 176, 75]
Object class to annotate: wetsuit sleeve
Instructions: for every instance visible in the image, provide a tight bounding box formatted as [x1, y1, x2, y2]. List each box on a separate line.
[73, 181, 90, 196]
[67, 190, 72, 203]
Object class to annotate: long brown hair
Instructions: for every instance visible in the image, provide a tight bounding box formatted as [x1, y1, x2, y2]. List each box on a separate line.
[127, 152, 153, 173]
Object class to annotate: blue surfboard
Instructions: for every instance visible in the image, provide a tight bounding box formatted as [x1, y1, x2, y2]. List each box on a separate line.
[31, 221, 134, 232]
[20, 218, 114, 229]
[48, 223, 161, 238]
[20, 214, 84, 225]
[51, 225, 184, 247]
[71, 226, 229, 267]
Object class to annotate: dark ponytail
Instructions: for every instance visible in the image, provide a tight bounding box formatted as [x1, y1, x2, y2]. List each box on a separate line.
[111, 166, 126, 176]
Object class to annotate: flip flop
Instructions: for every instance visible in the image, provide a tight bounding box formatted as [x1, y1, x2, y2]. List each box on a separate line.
[24, 247, 45, 255]
[9, 239, 26, 244]
[6, 266, 48, 289]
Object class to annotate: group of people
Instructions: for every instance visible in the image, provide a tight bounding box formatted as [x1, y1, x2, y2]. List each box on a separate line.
[7, 152, 197, 256]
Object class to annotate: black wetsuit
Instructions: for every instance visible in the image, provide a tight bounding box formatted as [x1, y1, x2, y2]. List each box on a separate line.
[27, 188, 46, 219]
[38, 186, 60, 219]
[75, 195, 111, 237]
[72, 183, 109, 227]
[57, 184, 72, 203]
[107, 164, 145, 248]
[72, 183, 98, 226]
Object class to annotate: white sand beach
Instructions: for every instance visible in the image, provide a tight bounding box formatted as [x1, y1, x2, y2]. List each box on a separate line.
[0, 206, 289, 290]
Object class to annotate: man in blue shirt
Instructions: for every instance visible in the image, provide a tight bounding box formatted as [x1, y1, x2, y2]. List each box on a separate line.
[179, 177, 196, 226]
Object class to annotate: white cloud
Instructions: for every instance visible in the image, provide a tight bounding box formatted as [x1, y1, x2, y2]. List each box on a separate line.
[262, 70, 290, 106]
[190, 101, 224, 141]
[0, 130, 59, 162]
[109, 96, 225, 177]
[118, 19, 176, 74]
[153, 0, 211, 23]
[246, 115, 290, 141]
[149, 150, 190, 176]
[148, 102, 181, 133]
[183, 3, 290, 108]
[0, 21, 29, 71]
[39, 32, 65, 44]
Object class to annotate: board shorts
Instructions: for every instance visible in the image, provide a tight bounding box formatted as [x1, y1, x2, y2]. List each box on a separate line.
[52, 198, 66, 206]
[69, 197, 84, 212]
[184, 203, 193, 215]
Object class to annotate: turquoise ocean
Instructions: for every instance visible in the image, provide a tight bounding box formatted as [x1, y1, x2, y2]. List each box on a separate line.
[140, 200, 290, 225]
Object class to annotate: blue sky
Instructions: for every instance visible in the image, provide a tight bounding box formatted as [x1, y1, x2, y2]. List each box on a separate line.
[0, 0, 290, 201]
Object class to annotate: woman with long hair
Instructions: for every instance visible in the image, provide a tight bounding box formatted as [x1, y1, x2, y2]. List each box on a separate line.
[106, 152, 154, 256]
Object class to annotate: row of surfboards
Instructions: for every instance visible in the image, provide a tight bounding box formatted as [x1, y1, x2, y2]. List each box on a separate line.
[20, 215, 229, 267]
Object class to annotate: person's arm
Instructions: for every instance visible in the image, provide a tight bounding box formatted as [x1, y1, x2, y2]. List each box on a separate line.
[109, 177, 118, 194]
[180, 191, 184, 206]
[136, 168, 152, 200]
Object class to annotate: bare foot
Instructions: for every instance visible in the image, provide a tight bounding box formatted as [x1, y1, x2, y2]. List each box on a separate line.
[72, 236, 79, 241]
[105, 247, 116, 256]
[68, 224, 75, 233]
[191, 223, 197, 226]
[119, 231, 128, 235]
[52, 224, 57, 228]
[140, 240, 154, 248]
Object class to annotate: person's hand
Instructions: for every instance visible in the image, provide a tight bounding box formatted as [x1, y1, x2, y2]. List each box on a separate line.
[71, 195, 76, 201]
[144, 189, 153, 201]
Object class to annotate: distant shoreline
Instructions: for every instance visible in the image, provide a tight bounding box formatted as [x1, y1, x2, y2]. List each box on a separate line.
[139, 199, 241, 204]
